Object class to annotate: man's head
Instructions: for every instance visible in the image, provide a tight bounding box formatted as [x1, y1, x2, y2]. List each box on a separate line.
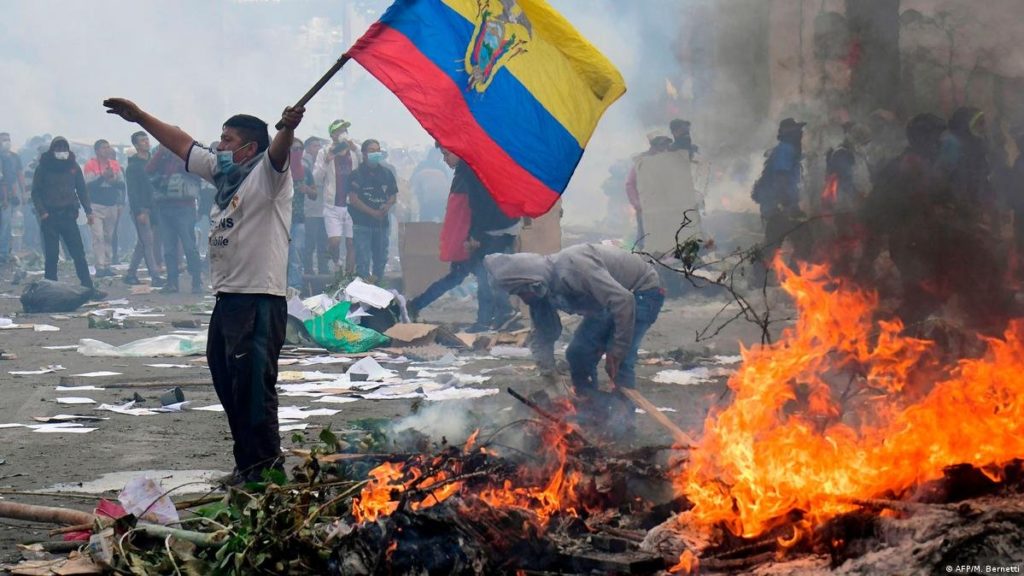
[777, 117, 806, 144]
[131, 131, 150, 155]
[219, 114, 269, 164]
[440, 146, 461, 169]
[304, 136, 323, 158]
[646, 130, 672, 153]
[362, 139, 384, 166]
[484, 252, 552, 304]
[669, 119, 691, 139]
[94, 139, 114, 160]
[0, 132, 10, 152]
[49, 137, 71, 161]
[329, 119, 351, 142]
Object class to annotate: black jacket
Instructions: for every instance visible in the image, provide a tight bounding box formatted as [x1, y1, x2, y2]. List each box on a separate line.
[126, 155, 155, 216]
[31, 153, 90, 216]
[456, 162, 518, 239]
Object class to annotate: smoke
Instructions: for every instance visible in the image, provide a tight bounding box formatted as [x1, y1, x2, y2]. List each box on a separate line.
[389, 400, 482, 447]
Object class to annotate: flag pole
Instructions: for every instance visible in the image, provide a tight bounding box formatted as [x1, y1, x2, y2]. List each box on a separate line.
[275, 54, 351, 130]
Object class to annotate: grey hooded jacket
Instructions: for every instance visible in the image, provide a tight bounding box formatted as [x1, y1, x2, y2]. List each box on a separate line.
[484, 244, 660, 363]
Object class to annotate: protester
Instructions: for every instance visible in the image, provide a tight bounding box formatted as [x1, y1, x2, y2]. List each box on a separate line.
[30, 137, 104, 298]
[147, 139, 203, 293]
[821, 122, 872, 274]
[625, 132, 672, 248]
[347, 139, 396, 283]
[750, 117, 809, 284]
[668, 118, 698, 160]
[406, 147, 474, 317]
[485, 244, 664, 434]
[123, 131, 164, 287]
[287, 137, 315, 291]
[83, 139, 126, 277]
[409, 146, 451, 222]
[314, 119, 359, 275]
[104, 97, 304, 484]
[302, 136, 329, 275]
[0, 132, 26, 264]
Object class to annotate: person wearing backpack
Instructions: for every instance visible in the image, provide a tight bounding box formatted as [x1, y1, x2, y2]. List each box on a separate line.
[147, 142, 203, 293]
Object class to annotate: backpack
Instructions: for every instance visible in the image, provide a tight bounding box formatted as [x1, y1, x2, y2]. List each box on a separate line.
[154, 173, 199, 202]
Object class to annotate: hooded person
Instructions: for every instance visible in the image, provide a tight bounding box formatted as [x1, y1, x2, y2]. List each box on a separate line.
[485, 244, 664, 433]
[31, 137, 104, 298]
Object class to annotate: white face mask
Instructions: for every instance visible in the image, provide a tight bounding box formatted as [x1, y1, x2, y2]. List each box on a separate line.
[54, 151, 70, 160]
[0, 141, 10, 152]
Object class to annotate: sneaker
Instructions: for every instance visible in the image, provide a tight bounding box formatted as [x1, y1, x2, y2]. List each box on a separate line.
[122, 275, 141, 285]
[151, 276, 166, 288]
[85, 288, 108, 301]
[160, 284, 180, 294]
[492, 310, 523, 332]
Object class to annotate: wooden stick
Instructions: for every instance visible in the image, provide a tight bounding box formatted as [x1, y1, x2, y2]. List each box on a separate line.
[618, 387, 697, 449]
[134, 524, 227, 548]
[275, 55, 351, 129]
[506, 387, 595, 447]
[49, 522, 93, 536]
[0, 501, 94, 526]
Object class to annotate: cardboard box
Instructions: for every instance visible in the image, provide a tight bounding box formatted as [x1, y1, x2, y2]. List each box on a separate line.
[399, 222, 449, 299]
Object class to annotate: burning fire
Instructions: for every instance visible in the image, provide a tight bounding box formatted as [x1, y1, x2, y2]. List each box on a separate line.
[353, 414, 587, 527]
[680, 259, 1024, 538]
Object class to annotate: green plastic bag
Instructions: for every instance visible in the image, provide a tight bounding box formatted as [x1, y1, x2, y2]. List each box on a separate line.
[303, 301, 390, 353]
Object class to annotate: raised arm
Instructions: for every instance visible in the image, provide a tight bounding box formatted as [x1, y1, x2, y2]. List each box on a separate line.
[267, 106, 305, 172]
[103, 99, 194, 161]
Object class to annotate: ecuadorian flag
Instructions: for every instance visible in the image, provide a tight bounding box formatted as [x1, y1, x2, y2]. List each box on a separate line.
[346, 0, 626, 218]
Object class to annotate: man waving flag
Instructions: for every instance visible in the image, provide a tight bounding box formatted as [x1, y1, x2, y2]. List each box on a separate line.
[346, 0, 626, 218]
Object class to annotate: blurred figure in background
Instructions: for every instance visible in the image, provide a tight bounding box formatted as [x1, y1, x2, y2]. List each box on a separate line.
[123, 131, 164, 287]
[302, 136, 329, 275]
[314, 119, 359, 275]
[83, 139, 125, 277]
[409, 146, 451, 223]
[347, 138, 396, 283]
[147, 140, 203, 293]
[0, 132, 26, 264]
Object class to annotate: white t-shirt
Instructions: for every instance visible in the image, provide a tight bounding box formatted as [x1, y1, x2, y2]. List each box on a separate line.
[186, 144, 293, 296]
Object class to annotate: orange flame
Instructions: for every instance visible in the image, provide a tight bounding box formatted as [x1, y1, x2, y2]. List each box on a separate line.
[669, 550, 699, 575]
[464, 429, 480, 453]
[821, 173, 839, 206]
[680, 258, 1024, 538]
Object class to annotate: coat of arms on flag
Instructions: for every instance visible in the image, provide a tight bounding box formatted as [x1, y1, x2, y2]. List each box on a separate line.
[465, 0, 533, 93]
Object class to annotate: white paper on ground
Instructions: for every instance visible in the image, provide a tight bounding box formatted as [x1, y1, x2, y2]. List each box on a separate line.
[0, 317, 12, 327]
[33, 324, 60, 332]
[313, 395, 360, 404]
[652, 367, 731, 386]
[146, 364, 194, 369]
[55, 385, 105, 392]
[0, 423, 26, 429]
[193, 404, 225, 412]
[298, 355, 353, 366]
[303, 294, 337, 316]
[347, 357, 394, 381]
[154, 401, 190, 412]
[343, 279, 394, 309]
[72, 371, 122, 378]
[279, 390, 334, 398]
[278, 358, 299, 366]
[32, 415, 108, 423]
[10, 365, 65, 376]
[346, 305, 372, 321]
[489, 346, 532, 359]
[43, 345, 80, 350]
[95, 401, 160, 416]
[277, 406, 341, 419]
[280, 423, 309, 432]
[424, 387, 500, 401]
[55, 397, 96, 405]
[712, 354, 742, 365]
[278, 370, 348, 382]
[78, 334, 207, 358]
[33, 426, 97, 434]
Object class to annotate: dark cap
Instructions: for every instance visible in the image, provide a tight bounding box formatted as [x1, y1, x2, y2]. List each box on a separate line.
[778, 117, 807, 133]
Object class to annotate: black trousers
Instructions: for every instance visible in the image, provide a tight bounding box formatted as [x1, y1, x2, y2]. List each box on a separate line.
[40, 208, 93, 288]
[207, 293, 287, 479]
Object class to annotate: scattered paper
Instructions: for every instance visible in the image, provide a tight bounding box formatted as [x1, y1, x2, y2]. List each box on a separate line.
[424, 387, 500, 401]
[56, 385, 106, 392]
[31, 423, 97, 434]
[55, 398, 97, 405]
[277, 406, 341, 420]
[489, 346, 532, 359]
[9, 365, 65, 376]
[146, 364, 193, 369]
[72, 371, 122, 378]
[0, 423, 26, 429]
[303, 294, 337, 316]
[0, 317, 12, 327]
[43, 345, 79, 350]
[95, 401, 159, 416]
[313, 396, 360, 404]
[33, 324, 60, 332]
[298, 355, 353, 366]
[193, 404, 225, 412]
[653, 367, 731, 386]
[287, 297, 313, 322]
[712, 354, 742, 365]
[344, 278, 394, 309]
[280, 423, 309, 432]
[78, 334, 207, 358]
[347, 357, 394, 381]
[32, 415, 107, 423]
[635, 407, 678, 414]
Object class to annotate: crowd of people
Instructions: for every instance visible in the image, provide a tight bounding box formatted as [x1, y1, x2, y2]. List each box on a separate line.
[0, 123, 460, 299]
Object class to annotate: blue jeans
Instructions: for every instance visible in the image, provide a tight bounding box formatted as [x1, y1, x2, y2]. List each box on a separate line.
[409, 261, 472, 311]
[353, 223, 389, 280]
[158, 202, 201, 288]
[566, 288, 664, 389]
[287, 221, 305, 290]
[0, 206, 10, 261]
[471, 234, 515, 325]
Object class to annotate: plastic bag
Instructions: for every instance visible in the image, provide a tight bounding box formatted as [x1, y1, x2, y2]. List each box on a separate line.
[78, 333, 208, 358]
[304, 301, 390, 353]
[118, 476, 179, 525]
[20, 280, 92, 313]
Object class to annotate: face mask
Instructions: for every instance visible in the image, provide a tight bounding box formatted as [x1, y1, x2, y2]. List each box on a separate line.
[217, 142, 252, 175]
[367, 151, 385, 165]
[54, 151, 69, 160]
[0, 142, 10, 152]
